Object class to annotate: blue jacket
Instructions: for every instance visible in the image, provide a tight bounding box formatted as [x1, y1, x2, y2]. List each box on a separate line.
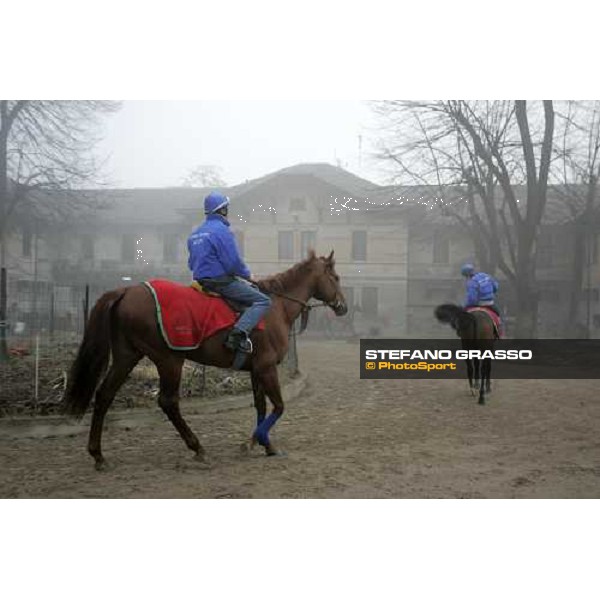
[187, 214, 250, 280]
[464, 272, 499, 306]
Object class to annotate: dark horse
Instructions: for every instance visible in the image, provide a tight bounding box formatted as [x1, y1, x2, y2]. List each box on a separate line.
[434, 304, 496, 405]
[63, 250, 347, 470]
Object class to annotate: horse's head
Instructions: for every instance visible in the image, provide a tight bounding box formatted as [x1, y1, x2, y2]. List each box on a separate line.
[311, 250, 348, 316]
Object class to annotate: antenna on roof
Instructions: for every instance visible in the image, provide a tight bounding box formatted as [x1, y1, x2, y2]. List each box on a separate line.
[358, 134, 363, 169]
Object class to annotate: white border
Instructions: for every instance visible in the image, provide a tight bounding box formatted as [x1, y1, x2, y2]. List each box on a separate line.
[2, 1, 598, 599]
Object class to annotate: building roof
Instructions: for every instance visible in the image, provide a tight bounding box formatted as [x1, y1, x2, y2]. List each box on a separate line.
[11, 165, 600, 230]
[84, 163, 386, 225]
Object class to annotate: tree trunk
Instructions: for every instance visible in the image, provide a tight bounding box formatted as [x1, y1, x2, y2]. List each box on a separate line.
[513, 220, 539, 338]
[568, 220, 586, 332]
[566, 176, 597, 335]
[514, 282, 539, 338]
[0, 102, 9, 361]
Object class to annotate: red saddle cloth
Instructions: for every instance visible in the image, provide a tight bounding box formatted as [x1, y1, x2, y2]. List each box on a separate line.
[144, 279, 264, 350]
[466, 306, 503, 338]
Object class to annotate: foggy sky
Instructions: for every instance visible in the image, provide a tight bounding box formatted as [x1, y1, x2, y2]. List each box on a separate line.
[97, 101, 382, 189]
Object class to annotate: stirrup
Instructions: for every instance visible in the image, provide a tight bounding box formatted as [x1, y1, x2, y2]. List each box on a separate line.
[237, 335, 253, 354]
[225, 330, 253, 354]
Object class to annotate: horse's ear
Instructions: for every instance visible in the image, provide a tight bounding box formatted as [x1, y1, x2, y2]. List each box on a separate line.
[326, 250, 335, 264]
[307, 248, 316, 261]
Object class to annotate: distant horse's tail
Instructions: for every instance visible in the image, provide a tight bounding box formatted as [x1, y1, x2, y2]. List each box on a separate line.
[62, 289, 127, 418]
[434, 303, 475, 330]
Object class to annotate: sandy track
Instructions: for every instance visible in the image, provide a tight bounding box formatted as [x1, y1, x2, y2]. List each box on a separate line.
[1, 340, 599, 498]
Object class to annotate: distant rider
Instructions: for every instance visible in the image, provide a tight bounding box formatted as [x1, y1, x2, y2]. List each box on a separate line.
[187, 191, 272, 353]
[461, 263, 501, 318]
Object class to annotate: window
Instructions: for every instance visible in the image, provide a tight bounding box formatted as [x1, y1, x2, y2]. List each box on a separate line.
[352, 231, 367, 261]
[544, 289, 561, 303]
[589, 235, 598, 265]
[234, 230, 245, 257]
[163, 234, 179, 264]
[290, 198, 306, 211]
[537, 234, 554, 268]
[122, 235, 137, 262]
[300, 231, 316, 258]
[432, 231, 449, 264]
[278, 231, 294, 260]
[22, 228, 32, 258]
[361, 287, 379, 317]
[342, 286, 354, 307]
[426, 286, 453, 301]
[81, 235, 94, 261]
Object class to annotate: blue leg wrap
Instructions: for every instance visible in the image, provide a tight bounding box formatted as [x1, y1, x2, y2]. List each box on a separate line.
[253, 412, 280, 447]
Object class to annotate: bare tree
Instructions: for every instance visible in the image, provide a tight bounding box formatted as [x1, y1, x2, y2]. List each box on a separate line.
[553, 101, 600, 334]
[180, 164, 227, 188]
[0, 100, 119, 360]
[373, 100, 555, 338]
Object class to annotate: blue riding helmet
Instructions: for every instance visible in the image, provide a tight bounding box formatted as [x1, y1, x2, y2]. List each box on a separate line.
[204, 191, 230, 214]
[461, 263, 475, 277]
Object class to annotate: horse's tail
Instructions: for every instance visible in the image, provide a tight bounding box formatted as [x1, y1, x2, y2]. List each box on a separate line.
[434, 303, 476, 330]
[62, 289, 127, 419]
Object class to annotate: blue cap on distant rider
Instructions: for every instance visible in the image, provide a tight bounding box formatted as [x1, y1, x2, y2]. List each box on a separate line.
[461, 263, 475, 277]
[204, 191, 230, 215]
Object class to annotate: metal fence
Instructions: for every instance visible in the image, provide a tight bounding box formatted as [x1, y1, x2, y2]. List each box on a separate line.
[0, 281, 103, 415]
[0, 280, 301, 415]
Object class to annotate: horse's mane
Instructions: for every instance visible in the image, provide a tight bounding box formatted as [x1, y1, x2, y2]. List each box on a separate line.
[258, 253, 318, 295]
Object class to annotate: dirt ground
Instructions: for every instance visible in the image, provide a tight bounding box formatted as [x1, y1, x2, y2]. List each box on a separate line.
[1, 339, 599, 498]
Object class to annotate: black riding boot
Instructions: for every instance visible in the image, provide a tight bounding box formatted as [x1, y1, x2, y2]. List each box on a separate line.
[225, 328, 253, 353]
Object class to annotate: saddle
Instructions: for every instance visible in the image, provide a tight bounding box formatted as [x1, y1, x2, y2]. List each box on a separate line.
[466, 306, 502, 339]
[190, 280, 246, 313]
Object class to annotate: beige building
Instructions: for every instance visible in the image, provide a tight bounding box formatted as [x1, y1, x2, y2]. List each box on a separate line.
[3, 163, 600, 338]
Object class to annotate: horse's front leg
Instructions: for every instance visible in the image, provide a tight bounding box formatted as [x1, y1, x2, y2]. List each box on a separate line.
[473, 358, 481, 390]
[479, 358, 491, 403]
[478, 368, 486, 405]
[252, 365, 285, 456]
[242, 370, 267, 454]
[485, 357, 492, 393]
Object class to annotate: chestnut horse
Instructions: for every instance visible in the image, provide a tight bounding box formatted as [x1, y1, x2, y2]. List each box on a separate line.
[63, 251, 347, 470]
[434, 304, 496, 405]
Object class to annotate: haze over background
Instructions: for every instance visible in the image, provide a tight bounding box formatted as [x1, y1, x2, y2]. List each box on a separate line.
[98, 101, 383, 189]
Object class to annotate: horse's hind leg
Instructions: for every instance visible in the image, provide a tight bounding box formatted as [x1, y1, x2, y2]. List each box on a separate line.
[156, 357, 205, 462]
[88, 351, 141, 471]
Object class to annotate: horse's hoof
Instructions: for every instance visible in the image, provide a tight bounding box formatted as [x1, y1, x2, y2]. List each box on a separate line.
[95, 460, 110, 472]
[240, 437, 258, 455]
[266, 448, 287, 458]
[192, 455, 211, 470]
[478, 399, 486, 406]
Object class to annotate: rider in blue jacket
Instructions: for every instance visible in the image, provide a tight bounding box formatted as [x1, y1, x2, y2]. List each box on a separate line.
[188, 192, 272, 353]
[461, 263, 501, 318]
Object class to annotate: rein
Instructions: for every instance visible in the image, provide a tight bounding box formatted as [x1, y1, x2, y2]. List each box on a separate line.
[256, 284, 336, 335]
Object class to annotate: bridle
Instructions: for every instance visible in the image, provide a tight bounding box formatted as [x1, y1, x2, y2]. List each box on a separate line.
[255, 284, 343, 334]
